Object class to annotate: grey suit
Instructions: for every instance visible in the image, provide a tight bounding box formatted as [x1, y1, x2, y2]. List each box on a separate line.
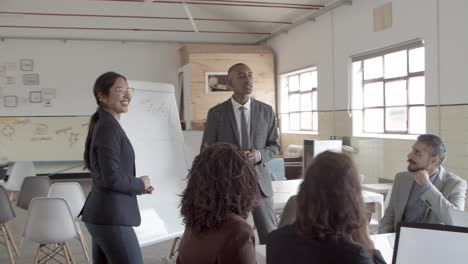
[202, 98, 280, 244]
[378, 167, 467, 234]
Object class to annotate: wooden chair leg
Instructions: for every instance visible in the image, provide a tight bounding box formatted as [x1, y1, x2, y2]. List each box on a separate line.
[4, 223, 20, 256]
[33, 245, 41, 264]
[169, 237, 180, 259]
[75, 222, 90, 262]
[63, 244, 71, 264]
[64, 242, 75, 264]
[1, 225, 15, 264]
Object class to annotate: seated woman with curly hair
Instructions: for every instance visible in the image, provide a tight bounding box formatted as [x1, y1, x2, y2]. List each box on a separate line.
[267, 151, 386, 264]
[177, 143, 259, 264]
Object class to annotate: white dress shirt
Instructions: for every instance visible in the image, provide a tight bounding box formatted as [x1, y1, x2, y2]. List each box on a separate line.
[230, 97, 251, 145]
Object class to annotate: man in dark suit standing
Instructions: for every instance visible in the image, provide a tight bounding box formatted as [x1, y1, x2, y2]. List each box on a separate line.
[201, 63, 280, 244]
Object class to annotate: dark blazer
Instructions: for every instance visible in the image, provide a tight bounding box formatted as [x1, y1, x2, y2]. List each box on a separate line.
[201, 98, 280, 197]
[81, 109, 145, 226]
[267, 224, 386, 264]
[177, 214, 256, 264]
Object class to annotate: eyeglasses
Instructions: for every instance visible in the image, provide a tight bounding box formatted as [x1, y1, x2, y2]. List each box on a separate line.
[115, 87, 135, 96]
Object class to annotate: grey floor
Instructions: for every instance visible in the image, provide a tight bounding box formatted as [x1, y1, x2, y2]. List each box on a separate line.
[0, 178, 267, 264]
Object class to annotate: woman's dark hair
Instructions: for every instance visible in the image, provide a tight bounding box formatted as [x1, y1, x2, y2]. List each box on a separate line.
[180, 143, 258, 235]
[296, 151, 373, 250]
[83, 72, 127, 170]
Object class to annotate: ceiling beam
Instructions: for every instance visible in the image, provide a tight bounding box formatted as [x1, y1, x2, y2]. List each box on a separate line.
[0, 11, 292, 25]
[255, 0, 352, 44]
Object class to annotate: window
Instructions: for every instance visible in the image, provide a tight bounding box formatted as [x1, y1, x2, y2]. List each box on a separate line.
[279, 67, 318, 133]
[352, 40, 425, 137]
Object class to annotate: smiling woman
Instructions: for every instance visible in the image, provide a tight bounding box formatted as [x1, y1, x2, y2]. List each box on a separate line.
[81, 72, 154, 264]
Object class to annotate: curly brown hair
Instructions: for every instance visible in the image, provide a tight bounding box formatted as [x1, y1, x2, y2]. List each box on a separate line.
[296, 151, 373, 250]
[180, 143, 259, 235]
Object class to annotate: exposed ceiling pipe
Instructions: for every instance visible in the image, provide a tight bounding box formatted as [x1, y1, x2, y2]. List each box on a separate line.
[0, 25, 270, 35]
[99, 0, 323, 9]
[182, 2, 199, 32]
[256, 0, 352, 44]
[0, 11, 292, 24]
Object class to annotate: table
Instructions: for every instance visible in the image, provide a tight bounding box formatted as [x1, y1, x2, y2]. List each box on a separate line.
[256, 233, 395, 264]
[362, 183, 393, 195]
[272, 179, 384, 221]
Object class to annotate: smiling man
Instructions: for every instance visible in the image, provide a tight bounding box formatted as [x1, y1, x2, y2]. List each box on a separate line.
[378, 134, 467, 233]
[201, 63, 280, 244]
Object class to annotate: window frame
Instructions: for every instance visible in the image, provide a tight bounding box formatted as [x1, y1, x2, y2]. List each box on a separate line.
[352, 40, 426, 137]
[279, 66, 318, 134]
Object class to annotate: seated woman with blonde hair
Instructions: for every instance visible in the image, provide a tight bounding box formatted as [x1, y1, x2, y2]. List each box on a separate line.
[177, 143, 258, 264]
[267, 151, 385, 264]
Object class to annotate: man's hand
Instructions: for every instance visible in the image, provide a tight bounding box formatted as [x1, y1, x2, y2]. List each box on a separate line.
[411, 170, 430, 186]
[244, 149, 262, 164]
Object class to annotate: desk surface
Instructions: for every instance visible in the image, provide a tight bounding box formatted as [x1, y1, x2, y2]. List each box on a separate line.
[362, 183, 393, 194]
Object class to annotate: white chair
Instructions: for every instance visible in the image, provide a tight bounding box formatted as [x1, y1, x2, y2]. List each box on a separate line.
[0, 161, 36, 201]
[23, 197, 77, 264]
[48, 182, 90, 262]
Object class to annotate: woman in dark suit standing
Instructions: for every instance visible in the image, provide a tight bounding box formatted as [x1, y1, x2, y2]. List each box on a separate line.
[267, 151, 386, 264]
[81, 72, 152, 264]
[177, 143, 258, 264]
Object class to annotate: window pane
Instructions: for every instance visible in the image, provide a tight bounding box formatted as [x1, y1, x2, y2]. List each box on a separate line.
[385, 80, 407, 106]
[300, 72, 312, 91]
[312, 111, 318, 131]
[301, 112, 312, 129]
[289, 75, 299, 92]
[384, 50, 407, 78]
[364, 57, 383, 80]
[364, 108, 384, 133]
[409, 47, 425, 73]
[290, 113, 300, 130]
[385, 107, 407, 132]
[280, 77, 289, 113]
[311, 71, 318, 88]
[312, 91, 317, 111]
[353, 61, 363, 109]
[408, 76, 425, 105]
[363, 82, 384, 107]
[301, 93, 312, 111]
[289, 94, 300, 112]
[409, 106, 426, 134]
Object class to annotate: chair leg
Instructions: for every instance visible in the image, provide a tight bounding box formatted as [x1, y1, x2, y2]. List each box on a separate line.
[4, 223, 20, 256]
[1, 225, 15, 264]
[64, 242, 75, 264]
[169, 237, 180, 259]
[33, 245, 41, 264]
[75, 221, 90, 262]
[63, 244, 70, 264]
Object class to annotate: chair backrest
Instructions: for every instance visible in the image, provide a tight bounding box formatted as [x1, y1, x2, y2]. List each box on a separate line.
[23, 197, 77, 244]
[0, 185, 15, 223]
[0, 161, 36, 191]
[16, 176, 51, 210]
[267, 158, 286, 181]
[48, 182, 86, 219]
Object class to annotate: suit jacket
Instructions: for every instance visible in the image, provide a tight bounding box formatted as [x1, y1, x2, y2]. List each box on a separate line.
[378, 167, 467, 233]
[267, 224, 386, 264]
[176, 214, 256, 264]
[201, 98, 280, 197]
[81, 109, 145, 226]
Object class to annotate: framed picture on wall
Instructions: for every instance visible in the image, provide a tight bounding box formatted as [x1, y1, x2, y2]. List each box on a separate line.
[205, 72, 231, 93]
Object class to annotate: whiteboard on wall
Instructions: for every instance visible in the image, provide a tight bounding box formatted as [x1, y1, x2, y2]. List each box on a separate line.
[120, 80, 188, 247]
[0, 116, 89, 162]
